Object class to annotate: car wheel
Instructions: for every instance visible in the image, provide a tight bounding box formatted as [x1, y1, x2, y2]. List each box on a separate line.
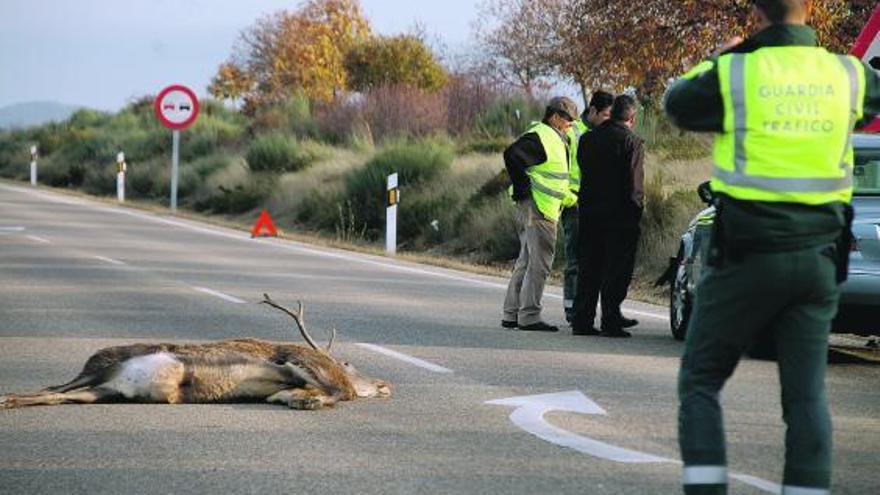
[670, 244, 692, 341]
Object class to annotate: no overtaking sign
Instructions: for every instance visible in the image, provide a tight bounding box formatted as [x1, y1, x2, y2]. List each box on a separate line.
[154, 84, 199, 130]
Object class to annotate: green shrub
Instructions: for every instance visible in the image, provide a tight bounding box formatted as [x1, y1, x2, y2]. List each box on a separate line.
[398, 188, 468, 248]
[67, 108, 108, 129]
[459, 137, 510, 154]
[202, 175, 275, 214]
[342, 139, 454, 239]
[81, 163, 117, 195]
[128, 159, 165, 198]
[246, 133, 314, 173]
[296, 188, 341, 231]
[473, 95, 543, 138]
[190, 153, 233, 179]
[637, 172, 705, 275]
[452, 195, 519, 263]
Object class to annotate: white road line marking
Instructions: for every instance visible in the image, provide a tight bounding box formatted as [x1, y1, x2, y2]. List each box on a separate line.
[730, 473, 781, 494]
[192, 286, 246, 304]
[25, 235, 50, 244]
[93, 256, 126, 266]
[356, 343, 453, 373]
[0, 226, 25, 231]
[1, 184, 670, 321]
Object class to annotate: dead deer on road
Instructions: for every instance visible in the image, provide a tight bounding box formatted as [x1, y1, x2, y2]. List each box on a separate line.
[0, 295, 391, 410]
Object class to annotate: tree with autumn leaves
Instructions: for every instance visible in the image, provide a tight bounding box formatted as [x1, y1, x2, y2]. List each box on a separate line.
[209, 0, 447, 112]
[479, 0, 875, 106]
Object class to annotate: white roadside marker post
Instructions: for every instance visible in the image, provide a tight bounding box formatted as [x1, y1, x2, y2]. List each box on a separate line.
[29, 145, 38, 186]
[116, 151, 127, 203]
[386, 172, 399, 256]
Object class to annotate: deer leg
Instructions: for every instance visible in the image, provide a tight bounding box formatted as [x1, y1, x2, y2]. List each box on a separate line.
[267, 387, 338, 410]
[42, 374, 98, 393]
[1, 387, 120, 408]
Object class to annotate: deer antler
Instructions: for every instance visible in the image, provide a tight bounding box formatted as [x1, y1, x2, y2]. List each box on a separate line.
[327, 328, 337, 353]
[262, 294, 326, 354]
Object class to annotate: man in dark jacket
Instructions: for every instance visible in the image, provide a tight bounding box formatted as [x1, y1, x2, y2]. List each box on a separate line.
[570, 95, 645, 338]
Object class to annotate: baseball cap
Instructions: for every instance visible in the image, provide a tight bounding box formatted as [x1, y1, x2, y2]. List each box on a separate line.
[546, 96, 578, 122]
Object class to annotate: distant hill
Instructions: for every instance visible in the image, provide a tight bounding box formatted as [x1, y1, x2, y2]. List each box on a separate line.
[0, 101, 81, 130]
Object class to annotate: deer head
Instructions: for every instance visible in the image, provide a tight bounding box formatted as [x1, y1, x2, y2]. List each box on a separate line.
[261, 294, 391, 399]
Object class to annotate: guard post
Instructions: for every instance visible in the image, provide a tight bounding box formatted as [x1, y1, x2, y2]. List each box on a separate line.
[29, 145, 38, 186]
[116, 152, 127, 202]
[386, 172, 399, 255]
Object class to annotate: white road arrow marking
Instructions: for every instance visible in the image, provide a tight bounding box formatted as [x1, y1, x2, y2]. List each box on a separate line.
[487, 390, 676, 464]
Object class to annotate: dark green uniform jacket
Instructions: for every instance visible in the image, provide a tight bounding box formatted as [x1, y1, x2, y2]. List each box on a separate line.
[664, 24, 880, 252]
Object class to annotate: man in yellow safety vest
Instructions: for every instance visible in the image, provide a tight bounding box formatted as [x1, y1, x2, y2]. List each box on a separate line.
[501, 96, 578, 332]
[665, 0, 880, 493]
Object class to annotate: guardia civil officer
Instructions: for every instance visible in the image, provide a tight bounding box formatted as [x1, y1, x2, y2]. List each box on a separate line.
[502, 96, 578, 332]
[561, 91, 614, 323]
[665, 1, 880, 493]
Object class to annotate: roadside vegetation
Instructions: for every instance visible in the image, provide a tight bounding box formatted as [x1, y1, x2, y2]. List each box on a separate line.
[1, 0, 868, 304]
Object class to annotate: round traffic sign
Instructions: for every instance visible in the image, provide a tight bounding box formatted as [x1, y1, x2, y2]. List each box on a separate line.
[154, 85, 200, 130]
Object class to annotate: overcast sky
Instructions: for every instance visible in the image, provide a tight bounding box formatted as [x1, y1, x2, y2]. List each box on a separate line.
[0, 0, 482, 110]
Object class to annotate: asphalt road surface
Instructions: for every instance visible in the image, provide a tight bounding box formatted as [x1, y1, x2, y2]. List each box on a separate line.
[1, 182, 878, 495]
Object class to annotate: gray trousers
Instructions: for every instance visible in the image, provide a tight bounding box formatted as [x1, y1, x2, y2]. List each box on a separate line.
[503, 199, 558, 326]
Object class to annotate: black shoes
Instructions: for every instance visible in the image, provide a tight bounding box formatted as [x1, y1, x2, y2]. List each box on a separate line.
[618, 317, 639, 329]
[599, 328, 632, 338]
[502, 319, 559, 332]
[572, 326, 601, 336]
[518, 321, 559, 332]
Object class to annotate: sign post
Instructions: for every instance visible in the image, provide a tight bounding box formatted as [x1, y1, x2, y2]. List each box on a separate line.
[386, 173, 399, 255]
[29, 145, 38, 186]
[154, 84, 199, 214]
[116, 151, 127, 202]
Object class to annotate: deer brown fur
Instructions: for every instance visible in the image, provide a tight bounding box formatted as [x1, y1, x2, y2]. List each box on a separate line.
[0, 296, 391, 410]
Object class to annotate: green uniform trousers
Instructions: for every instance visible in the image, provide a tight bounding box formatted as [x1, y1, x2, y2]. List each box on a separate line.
[678, 244, 839, 495]
[561, 206, 579, 322]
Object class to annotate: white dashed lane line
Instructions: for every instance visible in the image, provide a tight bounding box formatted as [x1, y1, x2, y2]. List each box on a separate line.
[192, 286, 247, 304]
[25, 235, 50, 244]
[93, 256, 126, 266]
[356, 343, 453, 374]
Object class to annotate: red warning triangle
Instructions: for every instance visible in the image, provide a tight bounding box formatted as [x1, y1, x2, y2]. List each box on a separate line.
[251, 209, 278, 238]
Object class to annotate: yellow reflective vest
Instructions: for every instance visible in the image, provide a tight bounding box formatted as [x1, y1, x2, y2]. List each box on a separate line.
[565, 119, 589, 207]
[711, 47, 866, 205]
[521, 121, 571, 221]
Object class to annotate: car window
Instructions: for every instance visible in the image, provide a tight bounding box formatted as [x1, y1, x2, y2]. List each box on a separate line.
[854, 147, 880, 195]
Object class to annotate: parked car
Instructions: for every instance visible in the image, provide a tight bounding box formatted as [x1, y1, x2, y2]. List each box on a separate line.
[665, 133, 880, 341]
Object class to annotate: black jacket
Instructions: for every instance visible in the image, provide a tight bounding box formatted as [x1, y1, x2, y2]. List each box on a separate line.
[577, 120, 645, 226]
